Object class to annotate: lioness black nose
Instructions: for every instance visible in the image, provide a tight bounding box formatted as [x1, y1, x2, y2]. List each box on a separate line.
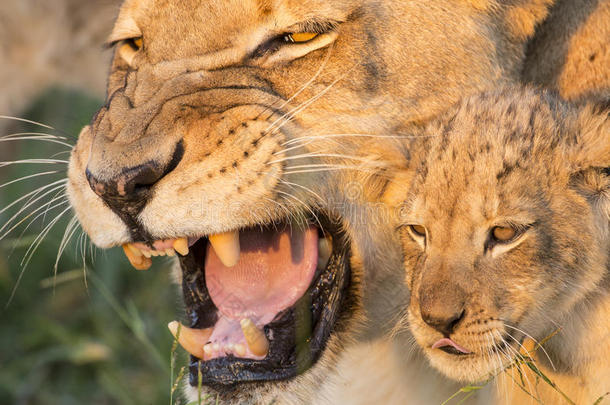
[87, 162, 162, 200]
[86, 141, 184, 213]
[420, 286, 467, 337]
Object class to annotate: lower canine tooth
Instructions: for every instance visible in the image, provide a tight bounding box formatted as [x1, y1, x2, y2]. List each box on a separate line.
[142, 250, 152, 258]
[122, 244, 152, 271]
[126, 243, 143, 257]
[317, 236, 332, 270]
[167, 321, 213, 360]
[203, 344, 214, 358]
[234, 343, 247, 357]
[173, 238, 189, 256]
[240, 318, 269, 357]
[209, 231, 240, 267]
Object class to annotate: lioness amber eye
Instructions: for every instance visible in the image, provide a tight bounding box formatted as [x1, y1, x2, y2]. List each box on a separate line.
[492, 226, 516, 242]
[409, 225, 426, 237]
[284, 32, 319, 43]
[133, 37, 143, 49]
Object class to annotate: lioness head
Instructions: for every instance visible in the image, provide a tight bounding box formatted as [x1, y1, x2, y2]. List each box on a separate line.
[66, 0, 552, 401]
[386, 87, 610, 383]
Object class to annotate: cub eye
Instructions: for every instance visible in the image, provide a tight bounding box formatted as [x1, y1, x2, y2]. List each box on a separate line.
[119, 37, 143, 66]
[491, 226, 517, 243]
[131, 37, 143, 50]
[409, 225, 426, 237]
[283, 32, 319, 43]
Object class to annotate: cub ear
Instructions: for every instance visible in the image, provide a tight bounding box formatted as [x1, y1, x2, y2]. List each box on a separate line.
[568, 101, 610, 229]
[495, 0, 554, 40]
[569, 101, 610, 172]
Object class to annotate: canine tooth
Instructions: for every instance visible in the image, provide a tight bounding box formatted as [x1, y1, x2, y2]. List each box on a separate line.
[122, 244, 152, 270]
[173, 238, 189, 256]
[240, 318, 269, 357]
[212, 343, 220, 352]
[234, 343, 247, 357]
[317, 236, 332, 270]
[166, 248, 176, 257]
[209, 231, 240, 267]
[142, 250, 152, 258]
[203, 343, 214, 358]
[126, 243, 143, 257]
[167, 321, 213, 360]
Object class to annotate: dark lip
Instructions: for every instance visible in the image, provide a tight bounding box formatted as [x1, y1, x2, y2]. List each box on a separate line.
[438, 346, 472, 356]
[178, 215, 351, 391]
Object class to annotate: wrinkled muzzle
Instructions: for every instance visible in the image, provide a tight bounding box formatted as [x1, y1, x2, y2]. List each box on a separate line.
[75, 66, 289, 242]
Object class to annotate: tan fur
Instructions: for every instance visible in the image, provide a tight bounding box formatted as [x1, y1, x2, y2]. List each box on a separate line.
[385, 87, 610, 404]
[63, 0, 557, 403]
[523, 0, 610, 101]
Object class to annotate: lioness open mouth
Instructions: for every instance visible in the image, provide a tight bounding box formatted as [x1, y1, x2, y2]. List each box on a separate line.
[124, 216, 350, 388]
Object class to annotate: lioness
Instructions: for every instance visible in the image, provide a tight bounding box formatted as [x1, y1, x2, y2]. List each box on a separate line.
[65, 0, 553, 402]
[385, 87, 610, 404]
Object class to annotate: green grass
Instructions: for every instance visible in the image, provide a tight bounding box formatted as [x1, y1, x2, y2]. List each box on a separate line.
[1, 87, 183, 404]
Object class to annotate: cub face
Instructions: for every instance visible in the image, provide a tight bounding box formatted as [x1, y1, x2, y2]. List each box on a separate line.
[387, 88, 610, 382]
[64, 0, 553, 401]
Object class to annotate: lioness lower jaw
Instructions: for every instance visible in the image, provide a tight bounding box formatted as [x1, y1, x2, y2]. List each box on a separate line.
[122, 217, 350, 388]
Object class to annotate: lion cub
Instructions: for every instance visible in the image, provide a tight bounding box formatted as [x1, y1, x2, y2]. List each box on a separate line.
[385, 87, 610, 404]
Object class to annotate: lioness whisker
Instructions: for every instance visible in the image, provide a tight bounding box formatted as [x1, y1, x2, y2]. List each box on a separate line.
[257, 42, 336, 123]
[268, 152, 374, 165]
[280, 133, 421, 148]
[0, 115, 55, 130]
[0, 191, 69, 242]
[284, 165, 381, 176]
[20, 204, 73, 269]
[13, 195, 70, 244]
[264, 63, 357, 135]
[1, 132, 67, 140]
[0, 170, 61, 190]
[274, 189, 323, 231]
[5, 204, 72, 308]
[0, 179, 68, 224]
[278, 180, 325, 204]
[0, 137, 74, 148]
[0, 159, 68, 168]
[53, 216, 81, 291]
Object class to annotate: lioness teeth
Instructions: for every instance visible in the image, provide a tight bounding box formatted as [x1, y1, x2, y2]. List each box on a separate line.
[122, 244, 152, 270]
[234, 343, 247, 357]
[167, 321, 213, 360]
[318, 236, 332, 271]
[209, 231, 240, 267]
[240, 318, 269, 357]
[173, 237, 189, 256]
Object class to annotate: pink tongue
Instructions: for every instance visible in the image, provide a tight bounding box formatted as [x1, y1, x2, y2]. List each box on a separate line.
[205, 225, 318, 323]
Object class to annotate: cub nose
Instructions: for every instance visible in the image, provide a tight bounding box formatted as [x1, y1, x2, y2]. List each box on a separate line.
[86, 141, 184, 214]
[419, 286, 467, 337]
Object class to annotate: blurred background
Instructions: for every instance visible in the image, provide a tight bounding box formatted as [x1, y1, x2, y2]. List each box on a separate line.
[1, 1, 184, 403]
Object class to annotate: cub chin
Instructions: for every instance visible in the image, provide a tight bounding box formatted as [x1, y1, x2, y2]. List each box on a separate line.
[384, 87, 610, 404]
